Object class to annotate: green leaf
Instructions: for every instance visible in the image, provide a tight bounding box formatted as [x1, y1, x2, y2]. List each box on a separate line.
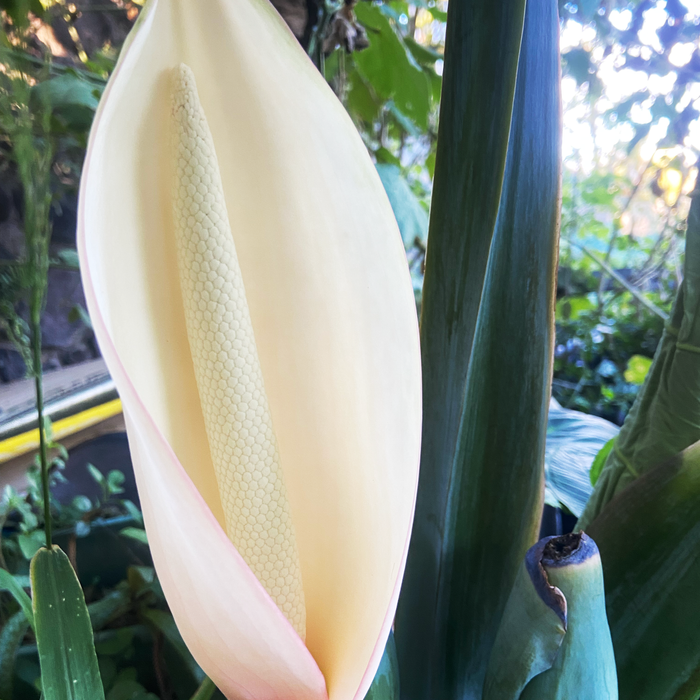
[87, 586, 131, 632]
[32, 73, 103, 130]
[578, 191, 700, 529]
[485, 534, 617, 699]
[87, 463, 105, 488]
[364, 630, 400, 700]
[375, 164, 429, 248]
[545, 401, 619, 515]
[346, 68, 380, 124]
[624, 355, 653, 385]
[0, 568, 34, 629]
[395, 1, 560, 698]
[589, 437, 616, 487]
[374, 147, 401, 167]
[588, 440, 700, 700]
[556, 295, 596, 320]
[403, 37, 442, 66]
[190, 677, 218, 700]
[426, 6, 447, 22]
[106, 669, 158, 700]
[0, 610, 30, 699]
[18, 530, 46, 560]
[119, 527, 149, 545]
[354, 3, 431, 130]
[30, 545, 105, 700]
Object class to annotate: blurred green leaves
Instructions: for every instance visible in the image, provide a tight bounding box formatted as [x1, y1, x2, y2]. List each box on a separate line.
[353, 4, 430, 130]
[579, 191, 700, 528]
[375, 164, 428, 249]
[623, 355, 652, 385]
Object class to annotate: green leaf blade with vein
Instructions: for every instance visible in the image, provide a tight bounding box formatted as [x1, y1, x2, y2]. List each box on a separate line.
[395, 1, 561, 698]
[588, 440, 700, 700]
[31, 545, 105, 700]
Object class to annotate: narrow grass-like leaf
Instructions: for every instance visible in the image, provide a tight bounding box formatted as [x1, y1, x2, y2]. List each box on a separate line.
[484, 534, 617, 700]
[0, 568, 34, 630]
[396, 2, 561, 698]
[364, 630, 399, 700]
[31, 545, 105, 700]
[588, 439, 700, 700]
[0, 610, 30, 699]
[578, 192, 700, 528]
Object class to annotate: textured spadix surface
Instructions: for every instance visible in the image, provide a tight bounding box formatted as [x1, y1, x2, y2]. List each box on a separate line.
[77, 0, 422, 697]
[171, 64, 305, 636]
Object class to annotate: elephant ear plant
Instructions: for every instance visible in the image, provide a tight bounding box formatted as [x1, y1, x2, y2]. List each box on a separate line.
[9, 0, 700, 697]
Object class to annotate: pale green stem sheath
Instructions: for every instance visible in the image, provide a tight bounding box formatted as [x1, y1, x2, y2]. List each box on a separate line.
[484, 533, 617, 700]
[170, 64, 305, 637]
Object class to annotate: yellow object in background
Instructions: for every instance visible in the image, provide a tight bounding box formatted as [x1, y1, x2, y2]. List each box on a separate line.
[0, 398, 123, 463]
[658, 167, 683, 207]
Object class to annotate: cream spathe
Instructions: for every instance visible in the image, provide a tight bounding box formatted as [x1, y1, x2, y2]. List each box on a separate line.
[77, 0, 422, 697]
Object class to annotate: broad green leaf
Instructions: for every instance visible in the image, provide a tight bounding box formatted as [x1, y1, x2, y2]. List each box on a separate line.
[590, 437, 616, 487]
[364, 630, 400, 700]
[18, 529, 46, 560]
[403, 37, 442, 66]
[578, 192, 700, 529]
[31, 545, 105, 700]
[353, 3, 431, 130]
[33, 73, 101, 111]
[484, 534, 617, 700]
[0, 568, 34, 629]
[375, 164, 429, 249]
[588, 440, 700, 700]
[0, 610, 30, 700]
[623, 354, 653, 384]
[395, 2, 560, 698]
[346, 68, 380, 124]
[545, 400, 619, 516]
[32, 73, 103, 130]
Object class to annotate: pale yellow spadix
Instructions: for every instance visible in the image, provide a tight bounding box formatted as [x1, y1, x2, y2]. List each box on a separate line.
[77, 0, 421, 697]
[171, 64, 305, 637]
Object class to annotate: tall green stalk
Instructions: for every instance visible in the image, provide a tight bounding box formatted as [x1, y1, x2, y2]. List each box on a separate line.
[395, 0, 561, 697]
[2, 44, 55, 546]
[31, 311, 52, 548]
